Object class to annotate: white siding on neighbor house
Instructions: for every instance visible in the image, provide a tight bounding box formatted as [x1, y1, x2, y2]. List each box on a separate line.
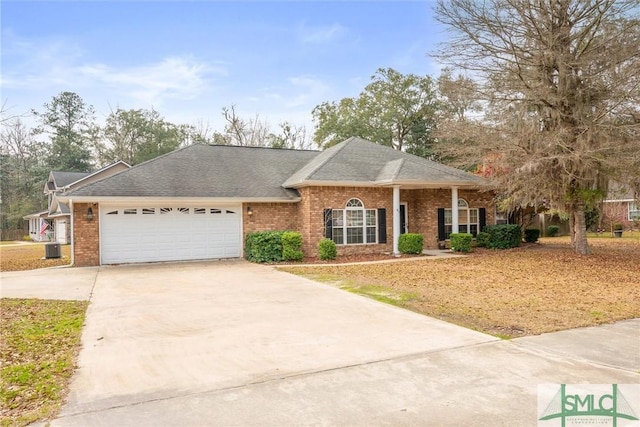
[54, 218, 68, 244]
[99, 205, 242, 264]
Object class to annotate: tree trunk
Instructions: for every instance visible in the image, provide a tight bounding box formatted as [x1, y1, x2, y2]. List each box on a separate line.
[568, 205, 576, 249]
[570, 201, 591, 255]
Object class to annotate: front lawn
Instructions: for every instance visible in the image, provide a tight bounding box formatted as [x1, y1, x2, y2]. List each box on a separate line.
[280, 237, 639, 338]
[0, 243, 71, 272]
[0, 298, 88, 427]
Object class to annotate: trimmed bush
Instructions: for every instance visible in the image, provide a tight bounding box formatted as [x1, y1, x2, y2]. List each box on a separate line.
[476, 231, 490, 247]
[484, 224, 522, 249]
[398, 233, 424, 254]
[547, 225, 560, 237]
[282, 231, 304, 261]
[524, 228, 540, 243]
[318, 238, 337, 260]
[450, 233, 473, 253]
[245, 231, 283, 263]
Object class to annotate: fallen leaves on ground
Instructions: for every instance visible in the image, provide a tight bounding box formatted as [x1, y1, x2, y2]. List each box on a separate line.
[0, 298, 88, 427]
[0, 244, 71, 272]
[280, 237, 640, 338]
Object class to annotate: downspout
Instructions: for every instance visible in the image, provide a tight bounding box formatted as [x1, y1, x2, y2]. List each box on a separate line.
[69, 199, 74, 266]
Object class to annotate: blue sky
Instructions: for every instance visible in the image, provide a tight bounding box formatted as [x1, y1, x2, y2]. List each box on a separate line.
[1, 1, 446, 132]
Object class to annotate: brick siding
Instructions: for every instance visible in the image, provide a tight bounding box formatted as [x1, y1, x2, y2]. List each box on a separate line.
[241, 186, 496, 257]
[73, 202, 100, 267]
[72, 188, 496, 265]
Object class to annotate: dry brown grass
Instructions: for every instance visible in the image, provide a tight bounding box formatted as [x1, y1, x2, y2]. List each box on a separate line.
[0, 244, 72, 272]
[281, 237, 640, 338]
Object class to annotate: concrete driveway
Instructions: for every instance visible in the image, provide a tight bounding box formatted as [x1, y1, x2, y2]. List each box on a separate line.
[3, 260, 637, 426]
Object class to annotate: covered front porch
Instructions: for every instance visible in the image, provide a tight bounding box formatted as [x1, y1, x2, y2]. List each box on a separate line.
[388, 185, 493, 254]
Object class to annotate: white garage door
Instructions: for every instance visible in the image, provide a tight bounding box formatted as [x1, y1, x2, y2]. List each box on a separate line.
[100, 205, 242, 264]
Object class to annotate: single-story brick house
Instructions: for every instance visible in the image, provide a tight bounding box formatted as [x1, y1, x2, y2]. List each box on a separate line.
[602, 181, 639, 230]
[58, 137, 495, 266]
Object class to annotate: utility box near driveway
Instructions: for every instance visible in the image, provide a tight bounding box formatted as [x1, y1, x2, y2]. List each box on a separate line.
[45, 242, 61, 259]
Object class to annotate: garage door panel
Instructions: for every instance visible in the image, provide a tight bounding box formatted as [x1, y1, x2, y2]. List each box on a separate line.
[100, 205, 242, 264]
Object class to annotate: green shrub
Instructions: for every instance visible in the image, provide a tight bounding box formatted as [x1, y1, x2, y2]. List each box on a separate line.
[450, 233, 473, 253]
[614, 223, 623, 231]
[398, 233, 423, 254]
[524, 228, 540, 243]
[282, 231, 304, 261]
[476, 231, 490, 247]
[245, 231, 283, 263]
[318, 238, 337, 260]
[484, 224, 522, 249]
[547, 225, 560, 237]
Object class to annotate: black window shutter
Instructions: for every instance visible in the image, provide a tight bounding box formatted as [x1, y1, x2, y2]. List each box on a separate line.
[437, 208, 445, 241]
[479, 208, 486, 232]
[323, 209, 332, 239]
[377, 208, 387, 243]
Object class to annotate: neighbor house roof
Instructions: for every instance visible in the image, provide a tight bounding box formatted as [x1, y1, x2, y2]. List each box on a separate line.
[604, 181, 638, 202]
[64, 144, 318, 201]
[46, 161, 131, 193]
[61, 138, 486, 202]
[50, 171, 91, 188]
[282, 137, 484, 188]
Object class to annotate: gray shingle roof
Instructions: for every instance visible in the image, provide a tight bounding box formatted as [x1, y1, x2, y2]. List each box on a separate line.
[66, 138, 485, 200]
[282, 137, 484, 187]
[51, 171, 91, 188]
[68, 144, 318, 199]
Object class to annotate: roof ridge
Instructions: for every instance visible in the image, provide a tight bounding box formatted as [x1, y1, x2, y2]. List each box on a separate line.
[298, 137, 355, 182]
[206, 144, 319, 153]
[376, 158, 404, 181]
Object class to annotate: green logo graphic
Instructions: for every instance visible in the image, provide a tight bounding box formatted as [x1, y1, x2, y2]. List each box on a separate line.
[539, 384, 639, 427]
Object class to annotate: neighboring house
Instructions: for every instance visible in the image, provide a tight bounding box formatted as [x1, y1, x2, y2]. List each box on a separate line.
[58, 137, 496, 267]
[23, 161, 130, 243]
[602, 182, 639, 230]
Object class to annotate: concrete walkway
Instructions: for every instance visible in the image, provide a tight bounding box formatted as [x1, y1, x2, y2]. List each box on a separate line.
[3, 261, 637, 426]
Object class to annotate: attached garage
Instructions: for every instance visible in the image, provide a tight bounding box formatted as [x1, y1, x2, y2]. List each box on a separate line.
[100, 205, 242, 264]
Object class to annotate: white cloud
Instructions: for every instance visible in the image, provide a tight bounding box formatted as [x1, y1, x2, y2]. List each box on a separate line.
[297, 22, 347, 44]
[77, 56, 223, 107]
[1, 33, 224, 110]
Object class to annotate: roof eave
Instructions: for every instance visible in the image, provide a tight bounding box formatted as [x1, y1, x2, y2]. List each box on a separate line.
[57, 195, 301, 204]
[286, 179, 486, 189]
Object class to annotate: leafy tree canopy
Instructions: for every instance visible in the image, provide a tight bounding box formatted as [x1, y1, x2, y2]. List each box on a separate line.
[312, 68, 440, 157]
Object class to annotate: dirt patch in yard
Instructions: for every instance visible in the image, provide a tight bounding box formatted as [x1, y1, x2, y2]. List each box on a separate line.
[0, 244, 71, 272]
[280, 237, 640, 338]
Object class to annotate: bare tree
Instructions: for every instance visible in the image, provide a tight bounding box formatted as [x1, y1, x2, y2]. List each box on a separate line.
[219, 105, 271, 147]
[434, 0, 640, 254]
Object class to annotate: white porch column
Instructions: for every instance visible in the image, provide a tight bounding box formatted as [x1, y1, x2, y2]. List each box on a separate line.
[392, 185, 401, 256]
[451, 186, 459, 234]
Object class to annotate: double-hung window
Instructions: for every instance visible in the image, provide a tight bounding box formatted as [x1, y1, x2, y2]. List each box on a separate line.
[444, 199, 479, 238]
[332, 199, 377, 245]
[629, 202, 640, 221]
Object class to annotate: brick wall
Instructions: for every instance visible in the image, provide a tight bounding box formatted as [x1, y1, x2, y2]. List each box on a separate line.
[242, 202, 300, 233]
[300, 187, 495, 252]
[298, 186, 395, 256]
[404, 188, 496, 249]
[73, 202, 100, 267]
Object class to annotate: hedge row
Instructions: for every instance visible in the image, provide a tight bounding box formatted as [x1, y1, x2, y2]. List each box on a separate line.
[245, 231, 303, 263]
[398, 233, 424, 254]
[483, 224, 522, 249]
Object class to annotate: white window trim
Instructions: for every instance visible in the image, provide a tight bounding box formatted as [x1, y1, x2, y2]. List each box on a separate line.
[332, 198, 378, 245]
[444, 199, 479, 239]
[629, 202, 640, 221]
